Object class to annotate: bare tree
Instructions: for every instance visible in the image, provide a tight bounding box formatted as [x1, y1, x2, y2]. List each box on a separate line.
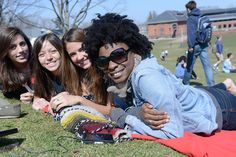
[48, 0, 108, 32]
[0, 0, 126, 34]
[0, 0, 40, 27]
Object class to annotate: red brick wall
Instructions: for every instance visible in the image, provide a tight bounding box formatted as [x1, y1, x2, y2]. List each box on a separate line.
[147, 19, 236, 39]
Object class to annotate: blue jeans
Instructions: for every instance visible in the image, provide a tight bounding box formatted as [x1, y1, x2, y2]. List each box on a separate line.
[199, 83, 236, 130]
[183, 44, 215, 86]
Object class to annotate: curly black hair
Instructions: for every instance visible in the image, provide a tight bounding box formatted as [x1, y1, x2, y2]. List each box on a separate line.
[83, 13, 153, 64]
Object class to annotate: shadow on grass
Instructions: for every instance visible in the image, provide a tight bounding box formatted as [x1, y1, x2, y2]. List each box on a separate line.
[0, 138, 25, 152]
[19, 112, 28, 118]
[190, 81, 203, 86]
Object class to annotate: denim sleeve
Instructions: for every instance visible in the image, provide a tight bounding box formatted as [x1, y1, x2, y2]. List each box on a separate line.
[128, 69, 184, 139]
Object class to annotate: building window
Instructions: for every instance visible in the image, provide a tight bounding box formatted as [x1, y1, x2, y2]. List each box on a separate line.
[218, 25, 222, 29]
[234, 23, 236, 27]
[223, 24, 227, 28]
[160, 28, 164, 36]
[229, 24, 232, 28]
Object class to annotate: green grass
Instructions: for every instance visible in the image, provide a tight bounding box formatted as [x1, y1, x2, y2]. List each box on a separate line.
[1, 32, 236, 156]
[0, 98, 183, 157]
[0, 94, 185, 157]
[153, 32, 236, 84]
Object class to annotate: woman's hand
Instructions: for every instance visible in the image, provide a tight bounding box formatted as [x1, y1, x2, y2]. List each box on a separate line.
[50, 92, 82, 112]
[32, 97, 49, 109]
[140, 103, 170, 129]
[20, 92, 34, 104]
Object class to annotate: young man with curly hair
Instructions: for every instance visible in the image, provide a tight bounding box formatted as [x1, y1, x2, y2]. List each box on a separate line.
[83, 13, 236, 139]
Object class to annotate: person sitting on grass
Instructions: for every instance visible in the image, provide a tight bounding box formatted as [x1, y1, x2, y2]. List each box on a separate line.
[175, 55, 197, 80]
[223, 53, 236, 73]
[0, 27, 34, 104]
[84, 13, 236, 139]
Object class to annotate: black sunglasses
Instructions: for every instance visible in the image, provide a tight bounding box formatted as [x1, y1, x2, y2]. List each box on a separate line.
[95, 48, 130, 70]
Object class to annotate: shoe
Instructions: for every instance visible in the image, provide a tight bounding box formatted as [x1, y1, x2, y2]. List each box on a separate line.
[60, 105, 109, 132]
[0, 98, 21, 118]
[213, 65, 219, 71]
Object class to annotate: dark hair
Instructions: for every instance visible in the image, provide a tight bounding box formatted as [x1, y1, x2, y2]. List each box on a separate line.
[32, 33, 63, 100]
[62, 28, 107, 105]
[0, 27, 32, 91]
[176, 55, 187, 66]
[227, 53, 232, 58]
[83, 13, 153, 64]
[185, 1, 196, 10]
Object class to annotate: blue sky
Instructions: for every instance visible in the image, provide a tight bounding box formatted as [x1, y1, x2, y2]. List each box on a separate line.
[85, 0, 236, 23]
[39, 0, 236, 25]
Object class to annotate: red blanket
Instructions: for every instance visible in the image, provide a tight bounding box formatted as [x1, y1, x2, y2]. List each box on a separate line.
[132, 130, 236, 157]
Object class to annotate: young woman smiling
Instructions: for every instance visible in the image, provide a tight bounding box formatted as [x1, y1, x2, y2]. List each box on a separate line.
[0, 27, 33, 103]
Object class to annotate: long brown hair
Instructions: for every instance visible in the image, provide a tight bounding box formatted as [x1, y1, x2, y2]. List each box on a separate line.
[62, 28, 107, 105]
[32, 33, 63, 100]
[0, 27, 32, 92]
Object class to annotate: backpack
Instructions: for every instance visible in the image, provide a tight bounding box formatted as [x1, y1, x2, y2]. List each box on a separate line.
[196, 15, 212, 44]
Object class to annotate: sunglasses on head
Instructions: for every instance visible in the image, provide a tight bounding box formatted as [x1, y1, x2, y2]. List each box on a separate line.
[95, 48, 130, 70]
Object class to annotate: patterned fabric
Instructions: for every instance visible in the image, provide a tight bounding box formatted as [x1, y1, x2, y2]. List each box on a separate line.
[58, 105, 109, 132]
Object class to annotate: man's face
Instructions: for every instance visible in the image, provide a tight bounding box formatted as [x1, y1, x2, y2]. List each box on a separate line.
[98, 43, 135, 84]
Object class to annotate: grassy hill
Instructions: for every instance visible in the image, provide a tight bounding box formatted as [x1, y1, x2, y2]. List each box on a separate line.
[1, 32, 236, 156]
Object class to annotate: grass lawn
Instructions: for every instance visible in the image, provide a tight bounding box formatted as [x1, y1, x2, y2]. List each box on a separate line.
[1, 32, 236, 157]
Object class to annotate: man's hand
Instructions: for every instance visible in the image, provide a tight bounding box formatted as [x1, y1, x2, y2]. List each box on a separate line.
[188, 48, 194, 53]
[140, 103, 169, 129]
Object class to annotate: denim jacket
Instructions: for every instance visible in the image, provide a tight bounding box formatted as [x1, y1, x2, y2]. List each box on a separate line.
[125, 54, 218, 139]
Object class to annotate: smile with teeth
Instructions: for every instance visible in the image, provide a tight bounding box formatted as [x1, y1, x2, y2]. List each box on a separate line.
[16, 54, 26, 58]
[46, 61, 57, 66]
[110, 69, 124, 77]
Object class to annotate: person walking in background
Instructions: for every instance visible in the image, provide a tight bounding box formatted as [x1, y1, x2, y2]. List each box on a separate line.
[223, 53, 236, 73]
[213, 36, 224, 71]
[183, 1, 215, 86]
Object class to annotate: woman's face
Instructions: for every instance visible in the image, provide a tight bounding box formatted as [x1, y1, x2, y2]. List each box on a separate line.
[38, 40, 61, 75]
[65, 41, 91, 69]
[98, 43, 135, 84]
[8, 34, 29, 67]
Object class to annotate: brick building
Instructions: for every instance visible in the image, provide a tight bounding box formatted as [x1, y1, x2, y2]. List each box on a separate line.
[147, 7, 236, 39]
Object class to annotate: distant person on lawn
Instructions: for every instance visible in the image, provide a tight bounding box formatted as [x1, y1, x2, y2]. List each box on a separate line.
[84, 12, 236, 139]
[223, 53, 236, 73]
[0, 27, 33, 103]
[175, 55, 197, 80]
[213, 36, 224, 71]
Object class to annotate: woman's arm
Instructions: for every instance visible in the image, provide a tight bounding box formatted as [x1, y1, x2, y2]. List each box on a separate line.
[50, 92, 112, 115]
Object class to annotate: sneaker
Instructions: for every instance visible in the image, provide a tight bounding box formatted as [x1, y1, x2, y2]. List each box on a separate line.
[0, 98, 21, 118]
[213, 65, 219, 71]
[60, 105, 109, 132]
